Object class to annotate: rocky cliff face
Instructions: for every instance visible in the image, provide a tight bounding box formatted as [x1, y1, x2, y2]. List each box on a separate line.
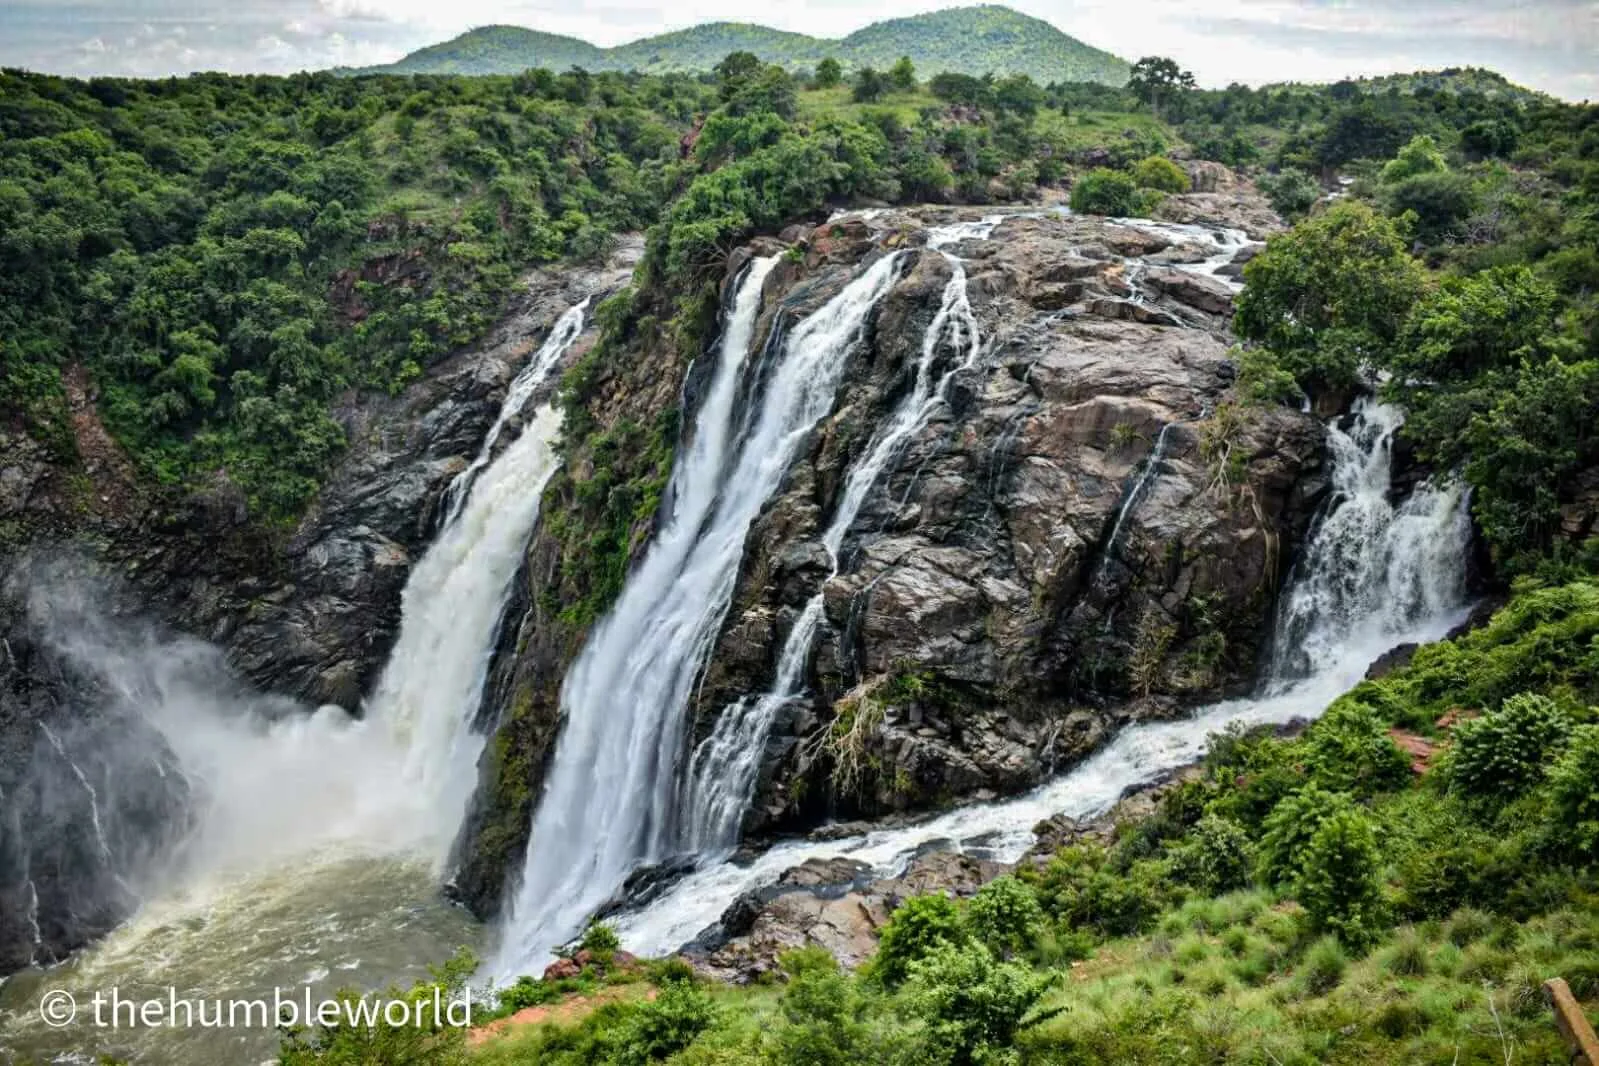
[455, 188, 1329, 920]
[0, 243, 639, 974]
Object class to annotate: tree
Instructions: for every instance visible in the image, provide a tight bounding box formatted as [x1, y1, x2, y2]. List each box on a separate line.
[1069, 168, 1144, 216]
[889, 56, 917, 92]
[714, 51, 762, 101]
[1445, 692, 1572, 810]
[1380, 134, 1448, 184]
[929, 72, 991, 108]
[813, 57, 843, 90]
[868, 893, 967, 986]
[1234, 200, 1425, 398]
[1257, 167, 1321, 220]
[852, 66, 887, 103]
[1127, 56, 1195, 119]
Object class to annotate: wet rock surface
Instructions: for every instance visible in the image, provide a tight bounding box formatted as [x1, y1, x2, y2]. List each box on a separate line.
[462, 178, 1327, 922]
[0, 241, 641, 974]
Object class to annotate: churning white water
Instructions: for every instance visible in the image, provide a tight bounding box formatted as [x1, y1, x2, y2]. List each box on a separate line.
[682, 221, 992, 853]
[607, 400, 1472, 957]
[440, 298, 590, 524]
[3, 301, 590, 1064]
[492, 251, 910, 978]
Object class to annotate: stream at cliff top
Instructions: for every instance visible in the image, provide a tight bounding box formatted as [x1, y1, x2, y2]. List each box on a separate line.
[1, 306, 585, 1065]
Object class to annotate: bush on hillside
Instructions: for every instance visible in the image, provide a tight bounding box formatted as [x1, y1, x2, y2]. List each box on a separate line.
[1171, 814, 1254, 894]
[966, 877, 1046, 959]
[1131, 155, 1190, 193]
[1256, 167, 1321, 220]
[1257, 787, 1355, 887]
[869, 893, 968, 986]
[1297, 806, 1387, 946]
[1070, 168, 1159, 216]
[901, 944, 1061, 1065]
[1547, 724, 1599, 862]
[1445, 692, 1572, 810]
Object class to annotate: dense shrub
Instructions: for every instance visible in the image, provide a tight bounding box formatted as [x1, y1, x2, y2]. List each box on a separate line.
[1296, 807, 1387, 946]
[1235, 201, 1425, 397]
[1257, 167, 1321, 220]
[1070, 168, 1154, 216]
[869, 893, 968, 986]
[900, 944, 1061, 1066]
[1301, 700, 1412, 796]
[1130, 155, 1190, 193]
[1257, 787, 1355, 887]
[1445, 692, 1573, 810]
[1171, 814, 1254, 894]
[1547, 724, 1599, 861]
[966, 877, 1046, 959]
[768, 948, 874, 1066]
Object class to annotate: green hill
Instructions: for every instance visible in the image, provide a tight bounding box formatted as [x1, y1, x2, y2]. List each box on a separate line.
[367, 26, 604, 76]
[345, 5, 1131, 86]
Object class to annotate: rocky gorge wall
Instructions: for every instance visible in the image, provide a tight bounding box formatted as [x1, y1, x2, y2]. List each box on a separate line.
[0, 242, 640, 973]
[454, 182, 1332, 920]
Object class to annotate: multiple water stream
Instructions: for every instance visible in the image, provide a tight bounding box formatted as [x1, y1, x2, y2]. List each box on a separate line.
[1, 214, 1474, 1065]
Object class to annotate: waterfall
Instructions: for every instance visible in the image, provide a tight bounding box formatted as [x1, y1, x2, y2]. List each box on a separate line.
[682, 224, 990, 853]
[1267, 399, 1468, 685]
[37, 721, 113, 864]
[607, 399, 1472, 957]
[492, 250, 907, 978]
[1095, 421, 1176, 581]
[439, 299, 590, 525]
[24, 301, 587, 885]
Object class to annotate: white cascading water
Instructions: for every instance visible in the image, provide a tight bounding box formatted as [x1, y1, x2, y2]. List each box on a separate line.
[440, 299, 590, 525]
[2, 301, 592, 1063]
[492, 250, 909, 978]
[682, 220, 995, 852]
[608, 399, 1472, 956]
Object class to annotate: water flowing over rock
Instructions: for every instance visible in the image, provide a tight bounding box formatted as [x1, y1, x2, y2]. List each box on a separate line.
[479, 200, 1348, 975]
[607, 401, 1471, 974]
[0, 244, 636, 977]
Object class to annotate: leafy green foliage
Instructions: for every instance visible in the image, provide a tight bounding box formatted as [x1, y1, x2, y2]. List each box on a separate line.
[1235, 201, 1425, 398]
[1126, 56, 1196, 119]
[1300, 700, 1412, 796]
[965, 876, 1046, 959]
[1548, 725, 1599, 861]
[1379, 134, 1448, 183]
[277, 949, 475, 1066]
[1257, 786, 1356, 887]
[1170, 814, 1254, 894]
[1069, 169, 1152, 216]
[1296, 806, 1387, 946]
[1256, 167, 1321, 220]
[0, 66, 705, 517]
[869, 893, 968, 987]
[899, 943, 1061, 1066]
[1129, 155, 1189, 193]
[1445, 692, 1573, 810]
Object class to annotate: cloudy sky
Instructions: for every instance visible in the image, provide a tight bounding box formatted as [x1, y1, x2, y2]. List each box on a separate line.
[1, 0, 1593, 100]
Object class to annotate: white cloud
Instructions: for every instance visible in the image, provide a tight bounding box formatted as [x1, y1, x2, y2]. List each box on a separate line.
[0, 0, 1591, 98]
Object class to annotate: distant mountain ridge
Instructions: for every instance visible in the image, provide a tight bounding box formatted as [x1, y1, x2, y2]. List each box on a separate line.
[342, 5, 1131, 86]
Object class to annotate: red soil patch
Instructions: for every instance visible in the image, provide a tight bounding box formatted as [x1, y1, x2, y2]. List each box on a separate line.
[468, 985, 656, 1047]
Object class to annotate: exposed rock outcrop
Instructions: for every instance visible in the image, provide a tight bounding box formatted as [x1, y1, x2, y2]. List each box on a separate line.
[0, 241, 641, 975]
[458, 182, 1328, 921]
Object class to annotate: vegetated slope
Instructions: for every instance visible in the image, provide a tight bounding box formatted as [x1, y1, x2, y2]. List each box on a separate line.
[368, 27, 604, 75]
[346, 5, 1131, 86]
[838, 6, 1127, 85]
[606, 23, 821, 73]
